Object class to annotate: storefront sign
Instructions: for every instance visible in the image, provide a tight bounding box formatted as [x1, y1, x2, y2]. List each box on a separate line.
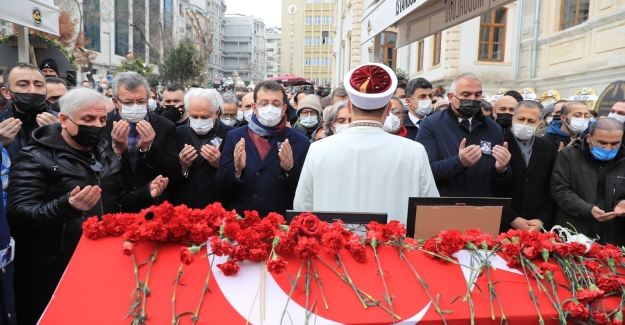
[287, 5, 297, 74]
[596, 80, 625, 116]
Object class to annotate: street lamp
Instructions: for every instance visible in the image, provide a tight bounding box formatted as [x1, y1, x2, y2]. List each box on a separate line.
[103, 31, 112, 74]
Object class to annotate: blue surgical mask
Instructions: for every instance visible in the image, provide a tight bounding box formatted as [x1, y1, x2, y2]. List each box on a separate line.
[590, 117, 597, 123]
[590, 138, 619, 161]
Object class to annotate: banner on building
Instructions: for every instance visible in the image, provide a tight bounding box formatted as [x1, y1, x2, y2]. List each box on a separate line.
[0, 0, 60, 35]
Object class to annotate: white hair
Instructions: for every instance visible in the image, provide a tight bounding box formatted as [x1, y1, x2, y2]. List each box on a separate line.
[184, 88, 223, 114]
[449, 72, 481, 94]
[323, 100, 348, 134]
[112, 71, 150, 99]
[59, 87, 106, 117]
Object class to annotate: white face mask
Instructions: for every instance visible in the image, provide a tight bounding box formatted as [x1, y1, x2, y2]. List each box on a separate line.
[148, 99, 157, 111]
[416, 100, 433, 117]
[221, 117, 236, 127]
[190, 117, 214, 135]
[565, 117, 589, 134]
[333, 123, 349, 134]
[399, 99, 407, 108]
[101, 83, 108, 89]
[236, 110, 244, 122]
[256, 105, 283, 127]
[608, 113, 625, 124]
[300, 115, 318, 128]
[243, 109, 254, 122]
[120, 104, 147, 123]
[383, 114, 401, 133]
[512, 122, 538, 141]
[545, 116, 553, 125]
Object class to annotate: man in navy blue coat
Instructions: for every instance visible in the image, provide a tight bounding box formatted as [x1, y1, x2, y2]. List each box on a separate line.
[216, 81, 310, 217]
[416, 73, 512, 197]
[0, 142, 16, 325]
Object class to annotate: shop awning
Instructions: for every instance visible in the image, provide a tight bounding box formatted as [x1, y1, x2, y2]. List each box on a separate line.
[361, 0, 515, 48]
[0, 0, 60, 35]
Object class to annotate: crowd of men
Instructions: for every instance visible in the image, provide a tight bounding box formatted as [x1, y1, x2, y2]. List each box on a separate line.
[0, 59, 625, 324]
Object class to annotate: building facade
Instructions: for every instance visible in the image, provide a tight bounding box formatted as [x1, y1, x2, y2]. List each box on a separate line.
[264, 27, 282, 79]
[224, 14, 266, 84]
[355, 0, 625, 111]
[331, 0, 365, 87]
[281, 0, 336, 87]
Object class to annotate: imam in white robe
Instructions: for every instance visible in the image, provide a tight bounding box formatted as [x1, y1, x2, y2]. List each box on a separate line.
[293, 124, 440, 224]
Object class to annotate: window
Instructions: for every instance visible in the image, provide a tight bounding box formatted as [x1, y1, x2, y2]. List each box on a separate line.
[379, 31, 397, 69]
[115, 0, 129, 56]
[305, 58, 311, 66]
[267, 74, 274, 78]
[417, 39, 424, 71]
[267, 39, 273, 43]
[560, 0, 589, 30]
[432, 32, 441, 65]
[322, 31, 329, 44]
[323, 16, 330, 25]
[321, 58, 328, 66]
[306, 0, 312, 3]
[329, 58, 333, 66]
[305, 16, 312, 25]
[313, 58, 319, 66]
[315, 0, 321, 3]
[83, 0, 100, 51]
[314, 37, 320, 45]
[314, 16, 321, 25]
[478, 8, 507, 61]
[305, 37, 311, 45]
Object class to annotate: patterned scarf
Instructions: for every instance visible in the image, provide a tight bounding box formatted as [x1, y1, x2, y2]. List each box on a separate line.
[247, 115, 286, 161]
[1, 147, 9, 213]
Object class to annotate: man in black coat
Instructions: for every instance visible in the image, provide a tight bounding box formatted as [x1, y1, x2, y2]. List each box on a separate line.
[7, 88, 168, 325]
[174, 89, 233, 208]
[103, 72, 180, 209]
[500, 100, 558, 232]
[403, 78, 433, 141]
[415, 73, 512, 197]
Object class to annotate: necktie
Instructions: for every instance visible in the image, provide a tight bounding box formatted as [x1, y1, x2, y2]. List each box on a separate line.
[417, 119, 422, 126]
[460, 119, 470, 132]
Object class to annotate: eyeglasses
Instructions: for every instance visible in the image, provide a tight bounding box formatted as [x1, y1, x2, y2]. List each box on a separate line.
[116, 97, 148, 106]
[222, 113, 237, 119]
[299, 109, 318, 117]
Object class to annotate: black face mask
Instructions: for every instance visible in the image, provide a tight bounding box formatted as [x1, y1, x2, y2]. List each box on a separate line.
[455, 99, 482, 118]
[67, 117, 105, 148]
[10, 91, 48, 114]
[553, 115, 561, 121]
[0, 90, 7, 108]
[162, 105, 184, 122]
[496, 113, 513, 129]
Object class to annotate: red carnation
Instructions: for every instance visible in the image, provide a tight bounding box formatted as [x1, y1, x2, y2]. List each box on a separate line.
[101, 214, 125, 236]
[599, 244, 621, 262]
[166, 215, 190, 242]
[596, 275, 621, 293]
[539, 262, 559, 273]
[275, 231, 297, 256]
[591, 312, 610, 325]
[523, 246, 538, 259]
[295, 236, 321, 260]
[404, 237, 419, 248]
[587, 242, 602, 258]
[502, 242, 521, 268]
[122, 241, 134, 256]
[210, 237, 233, 256]
[576, 285, 605, 304]
[248, 247, 269, 263]
[563, 301, 590, 319]
[140, 219, 169, 242]
[242, 211, 261, 228]
[217, 260, 240, 276]
[321, 229, 346, 255]
[180, 247, 195, 265]
[384, 220, 406, 240]
[568, 243, 588, 256]
[347, 241, 367, 263]
[123, 223, 144, 244]
[82, 216, 107, 239]
[267, 256, 288, 274]
[297, 213, 325, 238]
[223, 222, 241, 240]
[584, 260, 601, 272]
[264, 212, 286, 228]
[554, 244, 570, 257]
[188, 222, 213, 245]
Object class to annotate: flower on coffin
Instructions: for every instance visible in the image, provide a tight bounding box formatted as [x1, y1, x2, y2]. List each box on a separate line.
[575, 284, 605, 305]
[563, 301, 590, 319]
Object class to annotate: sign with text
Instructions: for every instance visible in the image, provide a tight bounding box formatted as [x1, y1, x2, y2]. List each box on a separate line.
[596, 80, 625, 116]
[360, 0, 428, 44]
[0, 0, 59, 35]
[395, 0, 515, 48]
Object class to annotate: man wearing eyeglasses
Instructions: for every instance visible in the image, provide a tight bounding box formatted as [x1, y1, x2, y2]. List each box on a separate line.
[415, 72, 512, 197]
[7, 87, 169, 325]
[103, 72, 180, 209]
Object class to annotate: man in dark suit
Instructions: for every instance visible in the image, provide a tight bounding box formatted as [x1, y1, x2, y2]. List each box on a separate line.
[501, 100, 558, 231]
[403, 77, 433, 141]
[216, 81, 310, 217]
[103, 72, 180, 210]
[174, 88, 233, 208]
